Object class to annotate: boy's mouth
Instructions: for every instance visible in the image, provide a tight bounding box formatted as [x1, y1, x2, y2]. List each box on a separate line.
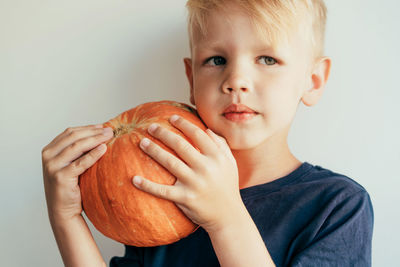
[222, 103, 259, 122]
[222, 103, 258, 114]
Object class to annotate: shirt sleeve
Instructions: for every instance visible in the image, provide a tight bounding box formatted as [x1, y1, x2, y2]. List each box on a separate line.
[289, 190, 374, 267]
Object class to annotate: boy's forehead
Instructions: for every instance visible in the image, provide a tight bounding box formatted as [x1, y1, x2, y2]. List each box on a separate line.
[191, 21, 296, 58]
[189, 5, 307, 54]
[192, 10, 274, 50]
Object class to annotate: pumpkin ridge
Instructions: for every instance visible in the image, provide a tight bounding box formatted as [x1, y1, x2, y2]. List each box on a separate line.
[160, 201, 182, 240]
[99, 142, 128, 242]
[114, 134, 144, 243]
[95, 159, 119, 239]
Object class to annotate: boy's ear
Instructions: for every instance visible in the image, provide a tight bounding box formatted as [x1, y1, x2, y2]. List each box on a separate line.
[183, 57, 195, 105]
[301, 56, 331, 107]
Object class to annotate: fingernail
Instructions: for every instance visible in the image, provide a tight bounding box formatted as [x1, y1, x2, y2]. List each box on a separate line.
[103, 127, 113, 136]
[140, 138, 150, 147]
[96, 143, 106, 151]
[148, 123, 158, 133]
[133, 176, 142, 185]
[170, 115, 179, 123]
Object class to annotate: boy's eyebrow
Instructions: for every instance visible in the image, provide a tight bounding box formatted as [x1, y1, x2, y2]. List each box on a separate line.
[194, 42, 276, 52]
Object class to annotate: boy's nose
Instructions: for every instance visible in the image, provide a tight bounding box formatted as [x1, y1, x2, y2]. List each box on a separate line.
[223, 87, 249, 94]
[221, 75, 251, 95]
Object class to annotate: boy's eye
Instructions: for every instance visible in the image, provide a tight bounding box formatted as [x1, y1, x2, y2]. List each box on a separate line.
[258, 56, 277, 65]
[204, 56, 226, 66]
[203, 55, 277, 66]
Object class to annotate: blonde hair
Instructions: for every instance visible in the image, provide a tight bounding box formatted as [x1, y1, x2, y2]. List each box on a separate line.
[186, 0, 327, 58]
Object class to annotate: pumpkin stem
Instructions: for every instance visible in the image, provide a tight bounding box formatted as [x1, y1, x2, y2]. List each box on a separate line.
[113, 124, 135, 137]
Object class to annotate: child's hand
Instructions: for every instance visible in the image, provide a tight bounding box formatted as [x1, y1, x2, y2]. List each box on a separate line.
[41, 124, 114, 222]
[133, 115, 242, 233]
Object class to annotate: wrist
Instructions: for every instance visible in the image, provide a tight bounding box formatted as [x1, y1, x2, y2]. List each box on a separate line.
[205, 198, 249, 235]
[205, 202, 275, 267]
[48, 211, 83, 228]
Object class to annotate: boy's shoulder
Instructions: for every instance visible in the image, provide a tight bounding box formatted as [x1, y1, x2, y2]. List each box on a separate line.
[240, 161, 369, 203]
[278, 162, 372, 216]
[298, 162, 369, 198]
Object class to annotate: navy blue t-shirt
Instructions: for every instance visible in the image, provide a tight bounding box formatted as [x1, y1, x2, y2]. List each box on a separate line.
[110, 162, 374, 267]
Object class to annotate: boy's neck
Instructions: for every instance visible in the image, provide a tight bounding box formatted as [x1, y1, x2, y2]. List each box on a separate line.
[232, 129, 301, 189]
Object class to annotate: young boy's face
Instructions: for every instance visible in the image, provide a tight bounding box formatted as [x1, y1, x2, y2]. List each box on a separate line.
[184, 5, 318, 150]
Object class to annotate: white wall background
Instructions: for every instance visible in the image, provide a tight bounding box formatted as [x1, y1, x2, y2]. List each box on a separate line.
[1, 0, 398, 266]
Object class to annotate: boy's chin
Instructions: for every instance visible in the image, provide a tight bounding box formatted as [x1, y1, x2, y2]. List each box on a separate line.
[225, 136, 261, 151]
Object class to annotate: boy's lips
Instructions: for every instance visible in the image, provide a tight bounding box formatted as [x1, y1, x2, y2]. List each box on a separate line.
[222, 104, 259, 123]
[222, 103, 258, 114]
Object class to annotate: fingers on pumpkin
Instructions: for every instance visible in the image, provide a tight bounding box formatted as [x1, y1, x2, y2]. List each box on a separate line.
[63, 143, 107, 177]
[50, 124, 104, 149]
[53, 130, 112, 169]
[169, 115, 217, 156]
[133, 176, 183, 202]
[48, 126, 111, 160]
[147, 123, 202, 169]
[139, 138, 193, 183]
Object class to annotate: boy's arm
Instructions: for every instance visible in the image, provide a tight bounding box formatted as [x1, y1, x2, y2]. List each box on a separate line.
[206, 202, 275, 267]
[42, 124, 113, 267]
[49, 214, 106, 267]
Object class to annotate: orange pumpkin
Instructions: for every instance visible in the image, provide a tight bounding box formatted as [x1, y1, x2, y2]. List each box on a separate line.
[79, 101, 206, 247]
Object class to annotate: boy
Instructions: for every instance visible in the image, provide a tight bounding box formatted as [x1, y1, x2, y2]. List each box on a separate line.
[41, 0, 373, 266]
